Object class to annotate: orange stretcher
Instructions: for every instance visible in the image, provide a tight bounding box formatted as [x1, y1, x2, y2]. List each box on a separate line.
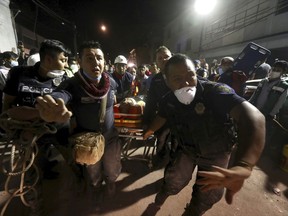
[114, 113, 142, 128]
[114, 106, 156, 168]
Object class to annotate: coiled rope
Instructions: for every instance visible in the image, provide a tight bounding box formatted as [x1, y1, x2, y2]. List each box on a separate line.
[0, 112, 56, 216]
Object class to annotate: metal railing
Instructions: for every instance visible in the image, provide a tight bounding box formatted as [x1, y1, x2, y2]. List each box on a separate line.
[202, 0, 288, 49]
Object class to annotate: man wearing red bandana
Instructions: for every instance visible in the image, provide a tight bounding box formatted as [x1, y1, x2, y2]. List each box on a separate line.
[36, 41, 121, 205]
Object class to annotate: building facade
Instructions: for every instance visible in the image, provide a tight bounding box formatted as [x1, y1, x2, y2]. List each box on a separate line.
[0, 0, 17, 52]
[163, 0, 288, 64]
[0, 0, 46, 55]
[16, 24, 45, 52]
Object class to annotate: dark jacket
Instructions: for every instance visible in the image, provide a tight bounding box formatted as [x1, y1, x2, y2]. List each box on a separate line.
[142, 72, 171, 125]
[3, 62, 67, 107]
[51, 72, 117, 134]
[111, 72, 133, 102]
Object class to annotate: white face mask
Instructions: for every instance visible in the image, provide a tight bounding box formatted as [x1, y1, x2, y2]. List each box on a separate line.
[70, 64, 79, 73]
[47, 70, 65, 78]
[10, 60, 19, 67]
[268, 71, 281, 79]
[174, 86, 197, 105]
[82, 70, 102, 81]
[218, 67, 224, 75]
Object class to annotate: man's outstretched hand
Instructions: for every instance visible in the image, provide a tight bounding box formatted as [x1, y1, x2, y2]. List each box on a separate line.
[36, 95, 72, 123]
[196, 165, 252, 205]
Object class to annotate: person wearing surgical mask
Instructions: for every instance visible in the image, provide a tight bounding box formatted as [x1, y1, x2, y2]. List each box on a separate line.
[2, 39, 71, 216]
[268, 65, 283, 80]
[143, 54, 265, 216]
[249, 60, 288, 165]
[1, 51, 19, 69]
[0, 51, 19, 112]
[249, 60, 288, 117]
[67, 57, 80, 75]
[3, 39, 69, 111]
[0, 51, 19, 85]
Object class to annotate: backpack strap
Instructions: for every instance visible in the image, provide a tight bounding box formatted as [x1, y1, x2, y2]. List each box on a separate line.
[99, 94, 108, 124]
[74, 72, 108, 131]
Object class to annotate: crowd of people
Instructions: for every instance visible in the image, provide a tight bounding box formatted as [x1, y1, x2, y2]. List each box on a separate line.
[0, 39, 287, 216]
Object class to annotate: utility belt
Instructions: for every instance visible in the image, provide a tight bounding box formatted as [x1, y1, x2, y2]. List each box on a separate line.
[176, 139, 234, 157]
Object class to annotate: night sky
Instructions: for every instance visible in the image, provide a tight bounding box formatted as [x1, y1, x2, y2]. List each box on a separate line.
[10, 0, 192, 59]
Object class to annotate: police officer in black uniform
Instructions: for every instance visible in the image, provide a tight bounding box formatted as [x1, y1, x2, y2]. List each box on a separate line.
[2, 39, 70, 216]
[143, 54, 265, 216]
[142, 46, 173, 161]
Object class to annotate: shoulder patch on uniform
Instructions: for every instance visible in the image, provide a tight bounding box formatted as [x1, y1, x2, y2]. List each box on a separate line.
[214, 83, 234, 94]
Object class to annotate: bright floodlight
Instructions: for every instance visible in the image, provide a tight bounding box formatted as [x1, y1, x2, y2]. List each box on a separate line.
[194, 0, 217, 15]
[101, 25, 106, 32]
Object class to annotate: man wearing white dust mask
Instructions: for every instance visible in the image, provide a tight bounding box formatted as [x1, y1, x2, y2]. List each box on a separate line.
[143, 53, 265, 216]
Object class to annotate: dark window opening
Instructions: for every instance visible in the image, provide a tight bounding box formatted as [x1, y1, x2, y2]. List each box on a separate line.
[276, 0, 288, 15]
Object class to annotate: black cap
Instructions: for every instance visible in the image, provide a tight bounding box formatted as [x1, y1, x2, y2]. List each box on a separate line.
[2, 51, 18, 59]
[17, 41, 24, 46]
[273, 60, 288, 72]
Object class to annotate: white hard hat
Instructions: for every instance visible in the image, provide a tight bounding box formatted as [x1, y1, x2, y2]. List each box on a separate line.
[27, 53, 40, 66]
[221, 56, 234, 64]
[114, 55, 127, 64]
